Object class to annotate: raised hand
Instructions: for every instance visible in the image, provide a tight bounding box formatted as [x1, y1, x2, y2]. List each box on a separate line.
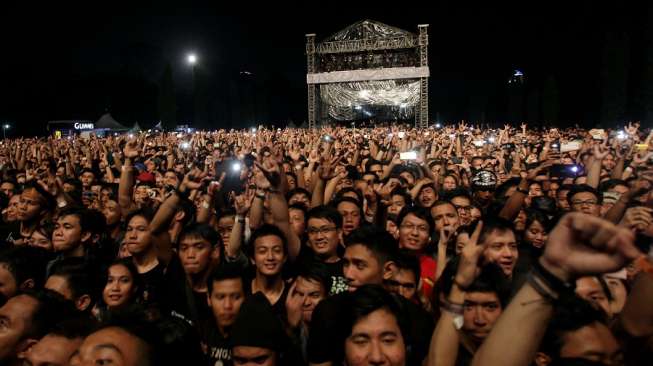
[233, 193, 252, 215]
[592, 141, 610, 160]
[454, 221, 484, 289]
[540, 213, 641, 282]
[619, 206, 653, 232]
[123, 139, 141, 159]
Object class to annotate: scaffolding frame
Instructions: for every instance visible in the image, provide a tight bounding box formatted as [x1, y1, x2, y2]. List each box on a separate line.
[306, 20, 429, 129]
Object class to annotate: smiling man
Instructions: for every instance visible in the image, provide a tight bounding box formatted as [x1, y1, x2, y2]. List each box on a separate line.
[480, 218, 519, 279]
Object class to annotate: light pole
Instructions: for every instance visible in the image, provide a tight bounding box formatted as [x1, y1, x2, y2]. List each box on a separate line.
[2, 124, 9, 139]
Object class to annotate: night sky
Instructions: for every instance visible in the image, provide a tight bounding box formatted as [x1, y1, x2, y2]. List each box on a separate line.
[1, 1, 651, 135]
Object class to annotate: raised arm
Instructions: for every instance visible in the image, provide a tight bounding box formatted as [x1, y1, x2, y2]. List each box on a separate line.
[118, 139, 140, 213]
[472, 213, 640, 366]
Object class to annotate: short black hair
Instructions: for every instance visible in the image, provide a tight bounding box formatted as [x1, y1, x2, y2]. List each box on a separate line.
[247, 224, 288, 258]
[18, 289, 78, 341]
[393, 250, 421, 284]
[566, 184, 601, 205]
[465, 263, 511, 308]
[207, 263, 248, 295]
[307, 205, 343, 229]
[57, 207, 97, 236]
[286, 187, 311, 205]
[179, 223, 222, 252]
[539, 295, 607, 358]
[0, 246, 50, 291]
[395, 206, 434, 238]
[338, 285, 409, 350]
[49, 260, 99, 308]
[478, 217, 515, 246]
[364, 159, 383, 173]
[598, 179, 628, 194]
[296, 260, 333, 295]
[441, 188, 472, 203]
[345, 226, 398, 267]
[124, 207, 157, 229]
[333, 189, 364, 206]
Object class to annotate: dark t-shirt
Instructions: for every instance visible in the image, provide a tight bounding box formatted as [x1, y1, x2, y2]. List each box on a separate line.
[139, 262, 166, 308]
[246, 278, 291, 322]
[161, 256, 211, 327]
[200, 322, 233, 366]
[308, 290, 435, 365]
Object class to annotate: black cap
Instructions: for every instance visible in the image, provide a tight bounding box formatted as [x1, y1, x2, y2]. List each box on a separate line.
[471, 170, 497, 189]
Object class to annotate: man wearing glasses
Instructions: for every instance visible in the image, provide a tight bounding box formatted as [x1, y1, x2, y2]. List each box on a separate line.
[304, 205, 348, 294]
[567, 184, 601, 217]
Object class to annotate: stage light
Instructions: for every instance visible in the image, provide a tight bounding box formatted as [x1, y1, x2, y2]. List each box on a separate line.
[187, 53, 197, 65]
[181, 142, 191, 150]
[354, 105, 362, 110]
[488, 136, 496, 143]
[435, 123, 442, 128]
[617, 131, 626, 140]
[232, 162, 242, 172]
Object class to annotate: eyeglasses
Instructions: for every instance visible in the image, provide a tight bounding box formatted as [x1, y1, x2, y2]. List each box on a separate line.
[571, 200, 598, 207]
[400, 223, 429, 233]
[453, 204, 472, 212]
[307, 226, 337, 236]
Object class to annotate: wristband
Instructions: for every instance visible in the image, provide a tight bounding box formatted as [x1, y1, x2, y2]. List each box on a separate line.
[236, 215, 246, 223]
[530, 260, 574, 300]
[201, 201, 210, 209]
[255, 192, 266, 199]
[440, 299, 464, 315]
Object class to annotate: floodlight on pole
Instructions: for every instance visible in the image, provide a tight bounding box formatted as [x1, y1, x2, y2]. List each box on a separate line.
[187, 53, 197, 65]
[2, 124, 9, 140]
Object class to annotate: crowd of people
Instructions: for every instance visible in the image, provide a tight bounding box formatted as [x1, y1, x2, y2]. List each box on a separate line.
[0, 121, 651, 366]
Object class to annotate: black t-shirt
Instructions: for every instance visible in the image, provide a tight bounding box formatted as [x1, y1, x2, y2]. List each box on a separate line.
[308, 290, 435, 365]
[246, 277, 291, 322]
[294, 246, 348, 295]
[161, 256, 212, 327]
[200, 322, 233, 366]
[139, 262, 166, 308]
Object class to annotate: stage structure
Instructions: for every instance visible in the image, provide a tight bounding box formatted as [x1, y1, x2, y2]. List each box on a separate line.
[306, 20, 429, 128]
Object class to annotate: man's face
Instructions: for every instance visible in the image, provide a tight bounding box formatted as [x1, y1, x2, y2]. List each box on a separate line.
[399, 172, 415, 187]
[451, 196, 472, 225]
[431, 203, 460, 234]
[80, 172, 95, 188]
[570, 192, 600, 217]
[473, 188, 494, 204]
[179, 235, 215, 275]
[294, 276, 327, 324]
[17, 189, 44, 222]
[443, 176, 457, 191]
[529, 183, 543, 197]
[558, 322, 622, 366]
[307, 217, 341, 260]
[133, 186, 149, 205]
[386, 269, 417, 301]
[344, 308, 406, 366]
[557, 189, 571, 211]
[0, 295, 39, 362]
[462, 291, 502, 342]
[288, 208, 306, 238]
[217, 216, 235, 253]
[253, 235, 286, 277]
[418, 186, 437, 208]
[482, 229, 518, 277]
[53, 214, 85, 254]
[387, 194, 406, 217]
[102, 200, 121, 227]
[125, 215, 153, 255]
[164, 171, 179, 188]
[575, 276, 612, 319]
[0, 182, 15, 198]
[398, 213, 430, 252]
[343, 244, 385, 292]
[208, 278, 245, 330]
[70, 327, 150, 366]
[337, 201, 361, 236]
[288, 193, 310, 208]
[232, 346, 276, 366]
[368, 164, 383, 179]
[21, 334, 82, 366]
